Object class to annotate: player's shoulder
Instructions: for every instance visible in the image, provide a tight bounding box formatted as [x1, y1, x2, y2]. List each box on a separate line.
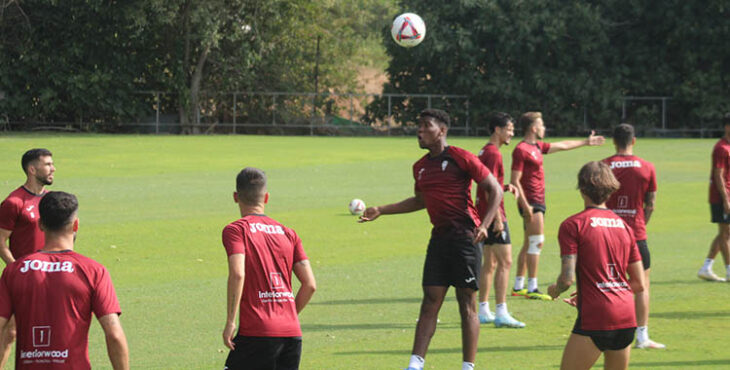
[447, 145, 478, 159]
[2, 187, 26, 204]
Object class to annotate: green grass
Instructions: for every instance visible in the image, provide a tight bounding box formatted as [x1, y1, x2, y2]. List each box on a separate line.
[0, 133, 729, 369]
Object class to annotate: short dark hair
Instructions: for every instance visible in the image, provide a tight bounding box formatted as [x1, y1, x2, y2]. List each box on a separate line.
[236, 167, 267, 205]
[488, 112, 513, 133]
[577, 161, 620, 204]
[21, 148, 52, 174]
[613, 123, 635, 149]
[39, 191, 78, 232]
[420, 108, 450, 127]
[518, 112, 542, 132]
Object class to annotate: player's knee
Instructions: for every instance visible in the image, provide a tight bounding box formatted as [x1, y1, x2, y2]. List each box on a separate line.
[527, 235, 544, 255]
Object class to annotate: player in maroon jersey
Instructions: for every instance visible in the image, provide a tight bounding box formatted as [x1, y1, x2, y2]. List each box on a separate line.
[0, 191, 129, 369]
[359, 109, 503, 370]
[603, 123, 664, 349]
[698, 113, 730, 282]
[221, 167, 316, 369]
[510, 112, 605, 300]
[0, 148, 55, 368]
[548, 162, 645, 370]
[475, 112, 525, 328]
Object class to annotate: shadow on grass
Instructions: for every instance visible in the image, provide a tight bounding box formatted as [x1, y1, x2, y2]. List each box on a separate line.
[311, 297, 425, 305]
[336, 344, 563, 356]
[651, 279, 723, 286]
[631, 359, 730, 367]
[302, 322, 459, 331]
[650, 310, 730, 319]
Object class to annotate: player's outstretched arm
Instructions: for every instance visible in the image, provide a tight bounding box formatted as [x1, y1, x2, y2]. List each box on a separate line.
[475, 173, 503, 243]
[627, 260, 645, 294]
[293, 260, 316, 313]
[358, 192, 425, 222]
[548, 254, 576, 299]
[0, 229, 14, 265]
[98, 313, 129, 370]
[547, 130, 605, 154]
[223, 254, 245, 350]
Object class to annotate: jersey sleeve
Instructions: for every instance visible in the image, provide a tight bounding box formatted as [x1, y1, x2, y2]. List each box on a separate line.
[713, 145, 728, 170]
[558, 218, 579, 256]
[647, 163, 657, 192]
[222, 223, 246, 256]
[540, 141, 551, 154]
[0, 268, 12, 319]
[511, 147, 525, 172]
[92, 266, 122, 318]
[0, 197, 21, 231]
[461, 150, 490, 183]
[290, 230, 308, 263]
[413, 163, 421, 193]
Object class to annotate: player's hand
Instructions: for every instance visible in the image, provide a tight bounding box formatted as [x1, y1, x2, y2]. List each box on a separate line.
[358, 207, 381, 223]
[587, 130, 605, 146]
[222, 322, 237, 350]
[505, 184, 518, 197]
[547, 283, 560, 300]
[492, 219, 504, 234]
[474, 224, 489, 244]
[562, 291, 578, 307]
[522, 206, 533, 222]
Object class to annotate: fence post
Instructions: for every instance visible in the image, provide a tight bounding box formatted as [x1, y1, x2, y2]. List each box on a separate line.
[155, 92, 160, 134]
[465, 99, 470, 136]
[427, 95, 432, 109]
[233, 93, 237, 135]
[662, 98, 667, 130]
[387, 95, 392, 136]
[272, 94, 277, 126]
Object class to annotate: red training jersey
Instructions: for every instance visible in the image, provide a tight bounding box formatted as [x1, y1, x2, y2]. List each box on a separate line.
[0, 187, 47, 259]
[413, 146, 490, 238]
[511, 141, 551, 205]
[222, 214, 308, 337]
[0, 250, 121, 369]
[709, 138, 730, 204]
[603, 155, 657, 241]
[558, 208, 641, 331]
[477, 143, 506, 221]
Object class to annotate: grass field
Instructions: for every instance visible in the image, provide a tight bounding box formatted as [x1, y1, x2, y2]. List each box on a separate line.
[0, 133, 729, 369]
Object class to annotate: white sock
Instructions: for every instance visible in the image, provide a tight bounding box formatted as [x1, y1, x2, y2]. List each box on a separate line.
[495, 302, 508, 317]
[514, 276, 525, 290]
[702, 258, 714, 271]
[527, 277, 538, 292]
[726, 265, 730, 276]
[462, 361, 475, 370]
[636, 326, 649, 343]
[478, 302, 490, 316]
[408, 354, 424, 370]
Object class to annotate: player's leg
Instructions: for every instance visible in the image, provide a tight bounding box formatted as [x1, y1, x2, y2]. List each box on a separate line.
[411, 285, 448, 360]
[478, 243, 496, 323]
[720, 223, 730, 280]
[560, 333, 602, 370]
[634, 241, 664, 348]
[602, 347, 631, 370]
[0, 316, 16, 369]
[455, 287, 479, 365]
[700, 204, 726, 281]
[513, 212, 529, 296]
[525, 211, 550, 300]
[492, 242, 525, 328]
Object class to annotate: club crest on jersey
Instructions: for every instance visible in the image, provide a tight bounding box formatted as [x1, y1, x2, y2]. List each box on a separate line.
[531, 151, 538, 159]
[20, 260, 74, 273]
[26, 205, 36, 219]
[441, 160, 448, 171]
[417, 167, 425, 180]
[589, 217, 625, 228]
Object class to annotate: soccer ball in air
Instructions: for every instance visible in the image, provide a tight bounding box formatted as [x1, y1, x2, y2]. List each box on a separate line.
[349, 199, 366, 215]
[391, 13, 426, 48]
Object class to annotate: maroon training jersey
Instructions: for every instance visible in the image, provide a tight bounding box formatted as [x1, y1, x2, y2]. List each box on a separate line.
[511, 141, 551, 205]
[558, 208, 641, 331]
[709, 138, 730, 204]
[413, 146, 490, 238]
[603, 155, 657, 241]
[0, 187, 47, 259]
[222, 214, 308, 337]
[0, 251, 121, 369]
[477, 143, 506, 220]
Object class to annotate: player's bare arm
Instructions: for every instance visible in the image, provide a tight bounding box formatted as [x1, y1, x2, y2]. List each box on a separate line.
[358, 191, 425, 222]
[510, 170, 532, 221]
[475, 173, 504, 243]
[627, 260, 646, 294]
[293, 259, 316, 313]
[548, 254, 576, 299]
[713, 167, 730, 213]
[223, 253, 245, 350]
[477, 177, 504, 233]
[547, 130, 605, 154]
[98, 313, 129, 370]
[644, 191, 656, 224]
[0, 228, 14, 265]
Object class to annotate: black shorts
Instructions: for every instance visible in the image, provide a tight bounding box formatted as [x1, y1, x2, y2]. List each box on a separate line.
[710, 203, 730, 223]
[637, 240, 650, 270]
[225, 336, 302, 370]
[484, 220, 511, 245]
[572, 324, 635, 352]
[518, 203, 546, 216]
[422, 237, 481, 290]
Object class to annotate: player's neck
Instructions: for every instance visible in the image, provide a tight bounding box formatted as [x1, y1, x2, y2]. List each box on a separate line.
[724, 132, 730, 142]
[427, 141, 447, 157]
[615, 146, 633, 156]
[42, 233, 75, 252]
[239, 204, 265, 217]
[23, 178, 45, 195]
[489, 135, 501, 147]
[523, 133, 538, 144]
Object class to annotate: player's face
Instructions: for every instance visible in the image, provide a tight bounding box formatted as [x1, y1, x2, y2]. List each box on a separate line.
[31, 156, 55, 185]
[497, 122, 515, 145]
[533, 118, 546, 139]
[417, 117, 444, 149]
